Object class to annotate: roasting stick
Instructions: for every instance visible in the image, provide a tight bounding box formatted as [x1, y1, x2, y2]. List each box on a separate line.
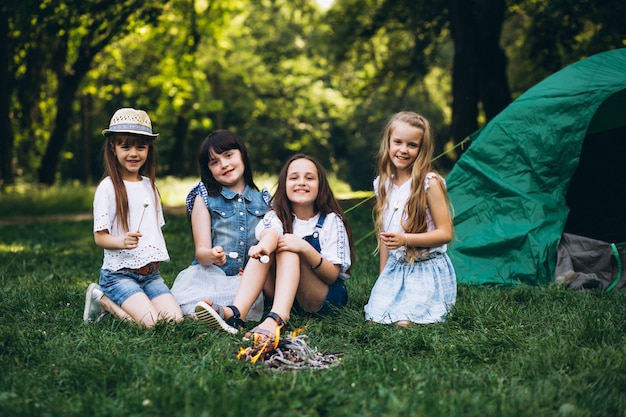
[228, 252, 269, 263]
[136, 199, 150, 231]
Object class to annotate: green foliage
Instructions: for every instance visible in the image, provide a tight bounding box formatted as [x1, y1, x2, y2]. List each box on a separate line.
[3, 0, 624, 188]
[506, 0, 626, 93]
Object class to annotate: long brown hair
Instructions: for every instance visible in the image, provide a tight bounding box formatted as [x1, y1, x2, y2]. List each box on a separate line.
[374, 111, 450, 260]
[272, 154, 354, 262]
[100, 133, 157, 232]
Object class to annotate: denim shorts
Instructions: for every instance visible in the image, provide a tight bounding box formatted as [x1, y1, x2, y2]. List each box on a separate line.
[294, 278, 348, 315]
[100, 268, 172, 306]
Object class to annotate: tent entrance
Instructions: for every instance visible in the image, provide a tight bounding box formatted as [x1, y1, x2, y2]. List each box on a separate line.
[564, 124, 626, 243]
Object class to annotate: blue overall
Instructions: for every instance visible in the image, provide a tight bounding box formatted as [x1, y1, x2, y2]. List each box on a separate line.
[297, 213, 348, 314]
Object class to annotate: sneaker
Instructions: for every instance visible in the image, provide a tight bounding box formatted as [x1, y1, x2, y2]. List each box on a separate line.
[194, 301, 239, 334]
[83, 283, 104, 324]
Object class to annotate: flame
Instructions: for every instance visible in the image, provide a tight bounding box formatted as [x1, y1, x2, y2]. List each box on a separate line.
[237, 323, 284, 363]
[291, 321, 310, 338]
[236, 347, 247, 360]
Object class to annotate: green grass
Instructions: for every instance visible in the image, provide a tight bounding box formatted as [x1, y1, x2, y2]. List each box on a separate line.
[1, 189, 626, 417]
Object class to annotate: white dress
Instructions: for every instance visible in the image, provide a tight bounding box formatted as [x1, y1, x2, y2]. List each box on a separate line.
[170, 183, 265, 320]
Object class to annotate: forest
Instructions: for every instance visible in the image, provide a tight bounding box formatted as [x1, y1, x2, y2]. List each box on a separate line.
[1, 0, 625, 191]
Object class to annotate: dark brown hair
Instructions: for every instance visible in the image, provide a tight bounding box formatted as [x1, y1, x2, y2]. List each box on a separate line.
[197, 130, 258, 195]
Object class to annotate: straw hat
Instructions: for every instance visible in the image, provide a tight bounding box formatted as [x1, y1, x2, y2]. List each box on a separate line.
[102, 108, 158, 138]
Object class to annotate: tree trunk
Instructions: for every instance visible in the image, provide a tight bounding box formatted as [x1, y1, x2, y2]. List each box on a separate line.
[37, 73, 81, 185]
[0, 9, 14, 186]
[449, 0, 480, 144]
[167, 113, 189, 176]
[448, 0, 511, 144]
[80, 94, 92, 182]
[476, 0, 511, 120]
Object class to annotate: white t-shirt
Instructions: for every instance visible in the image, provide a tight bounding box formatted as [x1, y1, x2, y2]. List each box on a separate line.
[374, 172, 447, 259]
[256, 211, 351, 279]
[93, 176, 169, 271]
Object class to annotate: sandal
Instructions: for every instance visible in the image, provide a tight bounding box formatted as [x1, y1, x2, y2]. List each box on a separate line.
[243, 311, 286, 343]
[194, 301, 244, 334]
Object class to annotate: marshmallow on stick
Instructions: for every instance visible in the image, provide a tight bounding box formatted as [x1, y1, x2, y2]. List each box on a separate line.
[228, 252, 268, 263]
[137, 199, 150, 231]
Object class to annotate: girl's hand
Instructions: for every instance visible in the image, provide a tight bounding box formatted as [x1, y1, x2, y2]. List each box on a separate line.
[248, 244, 268, 259]
[123, 231, 142, 249]
[277, 234, 308, 253]
[379, 232, 405, 250]
[211, 246, 226, 265]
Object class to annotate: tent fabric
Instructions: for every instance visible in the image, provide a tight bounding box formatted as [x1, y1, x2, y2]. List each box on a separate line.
[446, 48, 626, 286]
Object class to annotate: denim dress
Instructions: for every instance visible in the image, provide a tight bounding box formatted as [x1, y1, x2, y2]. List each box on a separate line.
[171, 182, 269, 319]
[364, 174, 457, 324]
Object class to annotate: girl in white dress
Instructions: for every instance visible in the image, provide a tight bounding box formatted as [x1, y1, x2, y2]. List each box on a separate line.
[364, 111, 456, 325]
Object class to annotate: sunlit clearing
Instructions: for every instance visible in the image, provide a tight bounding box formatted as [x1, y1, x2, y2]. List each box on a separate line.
[0, 243, 26, 253]
[316, 0, 334, 10]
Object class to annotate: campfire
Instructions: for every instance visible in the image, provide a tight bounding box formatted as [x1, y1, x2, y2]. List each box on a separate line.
[237, 324, 341, 371]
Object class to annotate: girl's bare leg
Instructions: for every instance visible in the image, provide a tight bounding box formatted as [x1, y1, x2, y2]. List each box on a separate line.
[225, 258, 272, 320]
[293, 262, 330, 312]
[100, 294, 132, 322]
[120, 292, 162, 328]
[151, 293, 184, 322]
[248, 250, 327, 336]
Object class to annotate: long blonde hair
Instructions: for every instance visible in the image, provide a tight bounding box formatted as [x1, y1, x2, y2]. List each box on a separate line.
[374, 111, 448, 260]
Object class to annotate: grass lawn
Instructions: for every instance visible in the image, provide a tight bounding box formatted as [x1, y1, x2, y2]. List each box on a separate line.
[1, 188, 625, 416]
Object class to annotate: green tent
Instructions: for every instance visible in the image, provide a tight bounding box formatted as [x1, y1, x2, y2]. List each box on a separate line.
[446, 48, 626, 286]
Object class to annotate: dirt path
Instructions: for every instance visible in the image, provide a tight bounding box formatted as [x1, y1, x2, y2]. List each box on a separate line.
[0, 206, 186, 226]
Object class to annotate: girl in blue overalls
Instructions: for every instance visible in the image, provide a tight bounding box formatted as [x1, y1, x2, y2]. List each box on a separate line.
[195, 154, 353, 341]
[170, 130, 269, 322]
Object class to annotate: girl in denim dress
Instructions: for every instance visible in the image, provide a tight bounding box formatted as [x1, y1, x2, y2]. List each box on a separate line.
[170, 131, 269, 321]
[195, 154, 353, 340]
[364, 111, 456, 326]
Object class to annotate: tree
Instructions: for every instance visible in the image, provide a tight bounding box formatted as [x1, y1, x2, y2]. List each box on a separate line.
[2, 0, 168, 186]
[326, 0, 511, 161]
[0, 6, 13, 186]
[449, 0, 511, 144]
[1, 0, 43, 187]
[323, 0, 455, 186]
[508, 0, 626, 88]
[35, 0, 165, 185]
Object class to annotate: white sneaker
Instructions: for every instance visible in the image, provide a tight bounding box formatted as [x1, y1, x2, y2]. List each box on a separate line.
[83, 283, 104, 324]
[194, 301, 238, 334]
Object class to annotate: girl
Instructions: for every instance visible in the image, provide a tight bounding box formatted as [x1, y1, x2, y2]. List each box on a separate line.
[364, 111, 456, 326]
[170, 130, 268, 324]
[84, 108, 183, 328]
[195, 154, 353, 341]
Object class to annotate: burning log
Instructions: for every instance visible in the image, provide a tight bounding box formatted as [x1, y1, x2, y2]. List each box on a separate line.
[237, 328, 341, 371]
